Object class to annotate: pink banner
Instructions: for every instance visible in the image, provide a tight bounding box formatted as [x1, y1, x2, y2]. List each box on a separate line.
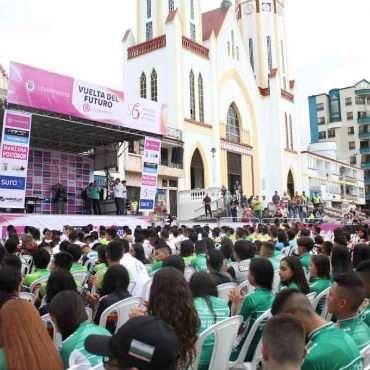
[7, 62, 167, 136]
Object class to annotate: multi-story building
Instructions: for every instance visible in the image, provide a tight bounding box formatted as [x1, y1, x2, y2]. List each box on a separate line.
[301, 142, 365, 208]
[121, 0, 302, 217]
[308, 79, 370, 205]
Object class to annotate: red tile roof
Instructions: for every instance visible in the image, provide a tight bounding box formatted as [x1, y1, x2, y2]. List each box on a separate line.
[166, 10, 178, 23]
[202, 8, 228, 41]
[122, 29, 131, 42]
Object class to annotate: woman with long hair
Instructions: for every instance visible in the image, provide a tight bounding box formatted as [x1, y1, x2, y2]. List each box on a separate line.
[39, 269, 78, 316]
[49, 291, 111, 369]
[353, 244, 370, 270]
[278, 256, 310, 294]
[331, 244, 353, 278]
[189, 272, 229, 370]
[147, 267, 200, 368]
[229, 258, 275, 362]
[0, 299, 63, 370]
[130, 243, 150, 265]
[91, 265, 131, 334]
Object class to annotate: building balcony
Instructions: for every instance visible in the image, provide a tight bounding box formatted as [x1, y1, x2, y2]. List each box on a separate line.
[359, 132, 370, 138]
[344, 194, 357, 201]
[360, 148, 370, 153]
[160, 158, 183, 169]
[355, 89, 370, 96]
[127, 35, 166, 59]
[165, 127, 183, 142]
[358, 117, 370, 124]
[344, 175, 357, 183]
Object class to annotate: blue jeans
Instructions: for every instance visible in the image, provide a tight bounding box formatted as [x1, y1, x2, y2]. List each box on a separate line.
[254, 210, 261, 220]
[115, 197, 123, 215]
[231, 208, 238, 222]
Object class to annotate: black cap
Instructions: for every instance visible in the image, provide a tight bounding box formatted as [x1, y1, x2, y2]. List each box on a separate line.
[85, 316, 178, 370]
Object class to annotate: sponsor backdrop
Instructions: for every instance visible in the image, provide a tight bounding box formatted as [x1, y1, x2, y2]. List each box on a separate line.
[26, 148, 94, 214]
[7, 61, 168, 136]
[0, 110, 32, 208]
[0, 214, 152, 238]
[139, 137, 161, 212]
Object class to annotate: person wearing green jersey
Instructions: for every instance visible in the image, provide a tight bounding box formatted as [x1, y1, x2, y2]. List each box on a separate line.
[297, 236, 314, 276]
[23, 247, 51, 287]
[49, 291, 111, 369]
[357, 259, 370, 327]
[149, 242, 171, 274]
[278, 256, 310, 294]
[220, 239, 234, 265]
[260, 241, 280, 271]
[229, 258, 275, 362]
[180, 239, 195, 267]
[90, 181, 101, 215]
[253, 195, 262, 220]
[262, 314, 306, 370]
[272, 289, 363, 370]
[68, 244, 88, 273]
[309, 255, 331, 314]
[190, 272, 230, 369]
[91, 244, 107, 275]
[327, 274, 370, 351]
[190, 241, 208, 273]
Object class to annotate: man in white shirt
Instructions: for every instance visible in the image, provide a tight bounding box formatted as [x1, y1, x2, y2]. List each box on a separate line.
[113, 178, 124, 215]
[262, 195, 268, 211]
[120, 239, 150, 297]
[122, 180, 128, 215]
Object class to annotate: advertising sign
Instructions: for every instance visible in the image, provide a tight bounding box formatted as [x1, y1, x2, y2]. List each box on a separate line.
[0, 110, 32, 208]
[139, 138, 161, 211]
[7, 61, 168, 136]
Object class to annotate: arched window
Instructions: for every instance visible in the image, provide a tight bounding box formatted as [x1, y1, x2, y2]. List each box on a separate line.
[189, 70, 196, 120]
[198, 74, 204, 122]
[285, 113, 289, 149]
[226, 104, 240, 142]
[289, 114, 294, 150]
[140, 72, 147, 99]
[169, 0, 174, 12]
[231, 30, 235, 59]
[147, 0, 151, 18]
[151, 69, 157, 102]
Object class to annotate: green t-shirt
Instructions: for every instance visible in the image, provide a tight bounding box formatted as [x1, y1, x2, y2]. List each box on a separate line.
[149, 261, 163, 274]
[70, 263, 87, 273]
[60, 321, 111, 369]
[0, 348, 7, 370]
[194, 296, 230, 370]
[231, 287, 274, 362]
[268, 257, 280, 272]
[278, 280, 300, 292]
[191, 254, 208, 273]
[183, 255, 195, 267]
[23, 268, 50, 287]
[273, 249, 282, 257]
[302, 323, 362, 370]
[338, 316, 370, 351]
[253, 200, 262, 211]
[300, 253, 311, 275]
[310, 278, 331, 315]
[90, 186, 100, 200]
[360, 305, 370, 328]
[92, 262, 107, 275]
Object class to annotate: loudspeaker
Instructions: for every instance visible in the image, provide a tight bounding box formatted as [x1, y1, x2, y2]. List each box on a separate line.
[171, 147, 184, 164]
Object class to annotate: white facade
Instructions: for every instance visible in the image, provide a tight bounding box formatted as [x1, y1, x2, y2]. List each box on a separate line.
[122, 0, 302, 215]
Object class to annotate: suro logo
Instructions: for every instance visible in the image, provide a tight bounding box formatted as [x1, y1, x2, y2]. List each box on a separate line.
[83, 103, 90, 112]
[26, 80, 35, 92]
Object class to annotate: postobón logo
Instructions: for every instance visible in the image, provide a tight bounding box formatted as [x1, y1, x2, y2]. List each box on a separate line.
[26, 80, 35, 92]
[0, 175, 25, 190]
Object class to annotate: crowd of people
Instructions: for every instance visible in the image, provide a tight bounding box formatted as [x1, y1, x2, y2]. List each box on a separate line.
[1, 220, 370, 369]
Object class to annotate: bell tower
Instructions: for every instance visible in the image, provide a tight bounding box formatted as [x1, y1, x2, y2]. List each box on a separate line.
[137, 0, 203, 44]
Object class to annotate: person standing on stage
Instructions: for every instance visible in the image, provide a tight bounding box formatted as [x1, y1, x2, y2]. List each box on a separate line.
[90, 181, 101, 215]
[202, 193, 212, 218]
[122, 180, 127, 215]
[54, 183, 67, 215]
[113, 178, 124, 215]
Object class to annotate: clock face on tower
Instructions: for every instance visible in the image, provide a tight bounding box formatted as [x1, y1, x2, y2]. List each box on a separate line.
[244, 4, 254, 15]
[262, 2, 271, 11]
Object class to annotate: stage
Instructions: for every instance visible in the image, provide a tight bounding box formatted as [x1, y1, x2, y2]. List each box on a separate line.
[0, 214, 152, 238]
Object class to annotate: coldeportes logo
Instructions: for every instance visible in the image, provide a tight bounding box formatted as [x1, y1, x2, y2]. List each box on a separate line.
[26, 80, 35, 92]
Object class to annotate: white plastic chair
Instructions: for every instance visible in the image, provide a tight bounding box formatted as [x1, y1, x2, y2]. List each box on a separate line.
[85, 307, 93, 322]
[141, 277, 153, 304]
[229, 310, 272, 369]
[306, 292, 317, 307]
[312, 287, 330, 312]
[72, 271, 89, 286]
[238, 280, 255, 295]
[91, 267, 108, 295]
[217, 282, 238, 302]
[98, 297, 142, 334]
[19, 292, 36, 303]
[275, 254, 285, 261]
[21, 262, 30, 276]
[189, 316, 243, 370]
[128, 280, 136, 294]
[184, 267, 196, 282]
[144, 264, 152, 272]
[21, 254, 34, 272]
[272, 271, 280, 294]
[29, 275, 50, 294]
[364, 365, 370, 370]
[361, 343, 370, 367]
[89, 364, 104, 370]
[319, 299, 333, 322]
[41, 313, 62, 349]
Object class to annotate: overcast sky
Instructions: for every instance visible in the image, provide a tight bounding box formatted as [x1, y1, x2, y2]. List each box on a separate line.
[0, 0, 369, 148]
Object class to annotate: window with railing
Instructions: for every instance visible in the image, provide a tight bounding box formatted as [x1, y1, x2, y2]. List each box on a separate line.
[350, 156, 357, 165]
[319, 131, 326, 139]
[328, 129, 336, 138]
[316, 103, 324, 111]
[345, 97, 352, 106]
[360, 141, 369, 149]
[190, 0, 194, 19]
[359, 111, 367, 119]
[349, 141, 356, 150]
[267, 36, 272, 71]
[318, 116, 326, 125]
[360, 125, 370, 134]
[348, 126, 354, 135]
[146, 22, 153, 41]
[347, 112, 353, 120]
[147, 0, 151, 18]
[189, 70, 196, 120]
[308, 156, 317, 170]
[190, 23, 196, 41]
